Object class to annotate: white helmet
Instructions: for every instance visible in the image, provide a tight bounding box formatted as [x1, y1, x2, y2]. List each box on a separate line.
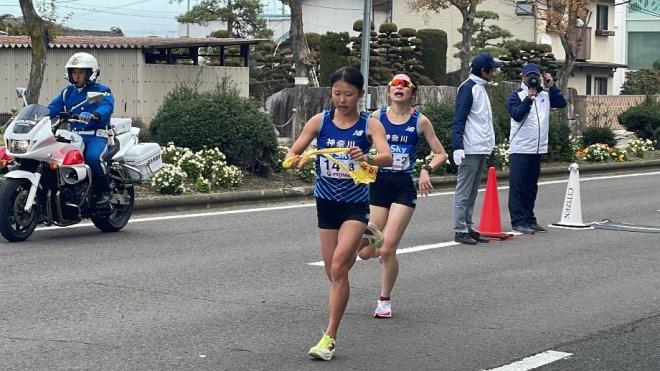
[65, 52, 99, 85]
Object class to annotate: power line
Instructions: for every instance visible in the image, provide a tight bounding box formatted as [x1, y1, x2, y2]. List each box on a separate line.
[60, 5, 175, 19]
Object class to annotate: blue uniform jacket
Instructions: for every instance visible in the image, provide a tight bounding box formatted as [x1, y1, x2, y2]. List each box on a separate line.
[48, 83, 114, 131]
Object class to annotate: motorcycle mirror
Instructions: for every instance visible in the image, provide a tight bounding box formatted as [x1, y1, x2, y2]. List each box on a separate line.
[86, 92, 105, 103]
[16, 87, 26, 98]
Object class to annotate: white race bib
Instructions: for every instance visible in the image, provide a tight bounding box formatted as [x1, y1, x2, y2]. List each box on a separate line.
[319, 156, 357, 179]
[384, 153, 410, 171]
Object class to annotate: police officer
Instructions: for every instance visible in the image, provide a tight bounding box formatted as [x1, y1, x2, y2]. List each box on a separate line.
[506, 63, 567, 234]
[48, 52, 115, 203]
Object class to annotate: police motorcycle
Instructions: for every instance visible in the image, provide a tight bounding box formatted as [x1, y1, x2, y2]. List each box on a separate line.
[0, 88, 163, 242]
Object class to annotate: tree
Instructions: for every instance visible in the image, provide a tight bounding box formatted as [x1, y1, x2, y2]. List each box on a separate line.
[530, 0, 592, 90]
[463, 11, 512, 57]
[408, 0, 482, 80]
[281, 0, 313, 80]
[19, 0, 50, 104]
[176, 0, 266, 38]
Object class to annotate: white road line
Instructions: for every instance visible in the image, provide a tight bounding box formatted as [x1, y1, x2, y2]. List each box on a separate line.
[307, 233, 524, 266]
[34, 170, 660, 233]
[486, 350, 573, 371]
[37, 203, 315, 231]
[307, 241, 460, 266]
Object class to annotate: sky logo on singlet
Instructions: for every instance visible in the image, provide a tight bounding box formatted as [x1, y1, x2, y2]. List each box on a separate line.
[353, 130, 364, 137]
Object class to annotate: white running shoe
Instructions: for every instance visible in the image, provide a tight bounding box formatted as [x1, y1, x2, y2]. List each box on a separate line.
[363, 222, 384, 249]
[374, 299, 392, 318]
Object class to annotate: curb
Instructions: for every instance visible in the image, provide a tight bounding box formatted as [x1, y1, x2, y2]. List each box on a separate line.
[134, 159, 660, 211]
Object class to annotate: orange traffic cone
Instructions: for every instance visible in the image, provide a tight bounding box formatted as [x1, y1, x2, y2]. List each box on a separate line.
[477, 167, 514, 240]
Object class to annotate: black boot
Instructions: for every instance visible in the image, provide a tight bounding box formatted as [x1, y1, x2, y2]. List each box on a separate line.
[94, 174, 112, 204]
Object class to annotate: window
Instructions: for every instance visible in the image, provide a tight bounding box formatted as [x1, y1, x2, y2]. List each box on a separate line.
[596, 4, 608, 30]
[628, 32, 660, 69]
[594, 77, 608, 95]
[586, 74, 592, 95]
[515, 1, 533, 16]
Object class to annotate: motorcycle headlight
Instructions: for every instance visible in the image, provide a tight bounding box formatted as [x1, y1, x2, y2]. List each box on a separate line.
[9, 139, 30, 154]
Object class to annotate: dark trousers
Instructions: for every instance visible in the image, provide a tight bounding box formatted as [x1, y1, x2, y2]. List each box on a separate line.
[508, 153, 541, 227]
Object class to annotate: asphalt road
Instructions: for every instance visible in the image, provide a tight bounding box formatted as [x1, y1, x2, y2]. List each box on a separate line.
[1, 168, 659, 370]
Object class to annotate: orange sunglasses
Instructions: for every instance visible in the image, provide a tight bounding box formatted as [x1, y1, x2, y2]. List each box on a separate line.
[389, 78, 415, 89]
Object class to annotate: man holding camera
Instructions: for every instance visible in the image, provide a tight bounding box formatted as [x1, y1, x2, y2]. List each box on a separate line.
[506, 63, 567, 234]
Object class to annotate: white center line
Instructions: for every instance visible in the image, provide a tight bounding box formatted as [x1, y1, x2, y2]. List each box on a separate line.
[486, 350, 573, 371]
[307, 241, 460, 266]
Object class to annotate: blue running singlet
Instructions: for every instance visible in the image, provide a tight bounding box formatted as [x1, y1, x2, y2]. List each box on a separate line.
[314, 110, 372, 203]
[378, 108, 421, 175]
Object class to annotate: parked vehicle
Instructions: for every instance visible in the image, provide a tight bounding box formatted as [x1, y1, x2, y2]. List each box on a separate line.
[0, 88, 163, 242]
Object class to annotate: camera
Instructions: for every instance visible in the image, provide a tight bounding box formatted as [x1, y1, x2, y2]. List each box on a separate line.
[527, 75, 544, 92]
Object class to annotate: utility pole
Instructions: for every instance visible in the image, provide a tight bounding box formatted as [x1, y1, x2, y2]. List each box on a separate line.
[359, 0, 372, 112]
[186, 0, 190, 37]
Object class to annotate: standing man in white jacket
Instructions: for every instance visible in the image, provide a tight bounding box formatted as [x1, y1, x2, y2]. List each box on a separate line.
[452, 53, 501, 245]
[506, 63, 567, 234]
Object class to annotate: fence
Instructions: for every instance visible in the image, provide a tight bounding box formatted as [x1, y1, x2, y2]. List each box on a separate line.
[574, 95, 659, 130]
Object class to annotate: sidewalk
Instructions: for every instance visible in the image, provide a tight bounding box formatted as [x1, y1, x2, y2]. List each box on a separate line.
[134, 159, 660, 211]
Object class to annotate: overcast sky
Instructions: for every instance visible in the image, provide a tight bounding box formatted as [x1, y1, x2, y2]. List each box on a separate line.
[0, 0, 288, 37]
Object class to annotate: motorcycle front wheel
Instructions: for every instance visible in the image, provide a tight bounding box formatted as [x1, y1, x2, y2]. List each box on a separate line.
[0, 178, 39, 242]
[91, 185, 134, 232]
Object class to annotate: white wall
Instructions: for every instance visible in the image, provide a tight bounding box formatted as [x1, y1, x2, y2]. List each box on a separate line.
[612, 3, 628, 94]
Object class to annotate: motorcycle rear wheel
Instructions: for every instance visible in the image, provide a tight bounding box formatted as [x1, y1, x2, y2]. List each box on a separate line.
[0, 178, 39, 242]
[91, 185, 134, 232]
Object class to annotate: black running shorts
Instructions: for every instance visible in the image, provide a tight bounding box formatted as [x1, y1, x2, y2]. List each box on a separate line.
[316, 197, 370, 229]
[369, 172, 417, 209]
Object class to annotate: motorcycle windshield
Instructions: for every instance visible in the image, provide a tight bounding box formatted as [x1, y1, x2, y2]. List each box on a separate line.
[12, 104, 49, 134]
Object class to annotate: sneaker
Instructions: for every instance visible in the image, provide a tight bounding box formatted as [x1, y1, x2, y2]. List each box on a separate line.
[528, 223, 547, 233]
[468, 230, 489, 243]
[512, 225, 536, 234]
[374, 299, 392, 318]
[362, 222, 384, 249]
[454, 232, 477, 245]
[308, 332, 336, 361]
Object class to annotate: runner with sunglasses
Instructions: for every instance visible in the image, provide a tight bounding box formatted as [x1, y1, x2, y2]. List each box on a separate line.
[285, 67, 392, 361]
[358, 72, 447, 318]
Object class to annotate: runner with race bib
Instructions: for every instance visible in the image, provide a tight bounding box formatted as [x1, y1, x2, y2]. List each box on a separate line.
[284, 67, 392, 361]
[359, 72, 448, 319]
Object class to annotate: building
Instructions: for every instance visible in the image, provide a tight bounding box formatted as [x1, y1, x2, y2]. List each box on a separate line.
[613, 0, 660, 93]
[391, 0, 625, 95]
[0, 36, 259, 123]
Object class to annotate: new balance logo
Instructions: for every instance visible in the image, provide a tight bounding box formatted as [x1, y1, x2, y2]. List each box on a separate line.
[353, 130, 364, 136]
[405, 126, 415, 132]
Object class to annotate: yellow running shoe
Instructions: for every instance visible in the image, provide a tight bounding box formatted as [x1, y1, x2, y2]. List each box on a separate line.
[362, 222, 384, 249]
[308, 332, 336, 361]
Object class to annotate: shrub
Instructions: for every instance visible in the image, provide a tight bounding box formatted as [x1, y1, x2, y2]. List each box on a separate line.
[151, 164, 187, 194]
[319, 32, 352, 86]
[618, 97, 660, 148]
[491, 140, 510, 170]
[416, 29, 447, 85]
[582, 126, 616, 147]
[620, 69, 660, 95]
[543, 109, 574, 163]
[625, 138, 656, 158]
[399, 28, 416, 37]
[379, 22, 398, 34]
[150, 84, 278, 175]
[305, 32, 321, 48]
[413, 152, 449, 177]
[352, 19, 374, 32]
[419, 100, 454, 156]
[498, 40, 558, 82]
